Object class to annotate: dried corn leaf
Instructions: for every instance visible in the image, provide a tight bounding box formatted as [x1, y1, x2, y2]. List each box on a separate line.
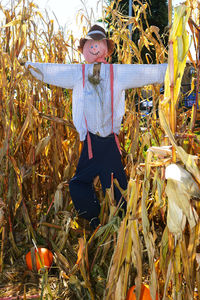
[55, 213, 71, 251]
[160, 226, 170, 275]
[160, 109, 200, 185]
[141, 151, 158, 300]
[115, 265, 124, 300]
[35, 133, 52, 157]
[148, 145, 172, 158]
[54, 183, 63, 214]
[105, 217, 127, 299]
[14, 108, 31, 155]
[0, 140, 7, 165]
[54, 250, 70, 273]
[165, 164, 199, 236]
[162, 258, 172, 300]
[76, 237, 85, 265]
[9, 156, 23, 214]
[130, 220, 142, 300]
[180, 237, 193, 297]
[0, 207, 4, 224]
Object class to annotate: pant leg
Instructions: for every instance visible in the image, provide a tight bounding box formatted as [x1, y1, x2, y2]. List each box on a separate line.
[99, 136, 127, 212]
[69, 139, 101, 225]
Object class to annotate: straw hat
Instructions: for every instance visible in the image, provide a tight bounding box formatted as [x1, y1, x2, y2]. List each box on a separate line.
[78, 24, 115, 56]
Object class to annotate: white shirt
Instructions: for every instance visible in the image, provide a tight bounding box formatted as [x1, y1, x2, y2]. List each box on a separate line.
[25, 62, 167, 141]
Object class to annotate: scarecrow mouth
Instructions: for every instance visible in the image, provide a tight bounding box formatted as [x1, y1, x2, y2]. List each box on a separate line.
[89, 51, 100, 56]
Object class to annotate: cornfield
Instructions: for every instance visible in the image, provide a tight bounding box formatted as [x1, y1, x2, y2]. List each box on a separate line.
[0, 0, 200, 299]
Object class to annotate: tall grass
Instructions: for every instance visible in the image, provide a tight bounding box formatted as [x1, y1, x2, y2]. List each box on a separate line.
[0, 0, 200, 299]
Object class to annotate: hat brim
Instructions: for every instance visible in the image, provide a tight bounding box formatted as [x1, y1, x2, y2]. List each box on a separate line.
[78, 38, 115, 57]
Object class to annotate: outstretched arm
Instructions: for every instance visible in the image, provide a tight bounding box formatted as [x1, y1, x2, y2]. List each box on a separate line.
[25, 62, 79, 89]
[116, 64, 167, 90]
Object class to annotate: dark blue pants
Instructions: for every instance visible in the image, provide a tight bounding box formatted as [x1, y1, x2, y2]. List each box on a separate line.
[69, 132, 127, 229]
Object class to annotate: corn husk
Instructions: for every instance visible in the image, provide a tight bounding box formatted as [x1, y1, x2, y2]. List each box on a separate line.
[165, 164, 199, 237]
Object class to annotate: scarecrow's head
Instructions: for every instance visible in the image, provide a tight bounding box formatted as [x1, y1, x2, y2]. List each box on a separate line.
[78, 24, 115, 63]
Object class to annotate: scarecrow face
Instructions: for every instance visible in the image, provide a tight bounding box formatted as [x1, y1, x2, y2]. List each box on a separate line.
[83, 39, 108, 63]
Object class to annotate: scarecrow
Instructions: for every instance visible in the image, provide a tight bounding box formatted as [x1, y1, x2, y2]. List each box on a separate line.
[25, 25, 167, 230]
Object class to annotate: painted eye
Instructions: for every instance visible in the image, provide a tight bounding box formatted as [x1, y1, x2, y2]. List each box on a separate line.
[91, 46, 93, 49]
[95, 45, 98, 48]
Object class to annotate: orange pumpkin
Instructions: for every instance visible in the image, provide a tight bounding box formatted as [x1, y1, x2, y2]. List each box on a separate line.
[126, 284, 158, 300]
[25, 247, 53, 272]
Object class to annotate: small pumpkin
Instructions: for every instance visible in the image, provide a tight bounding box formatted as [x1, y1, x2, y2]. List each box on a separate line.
[25, 247, 53, 272]
[126, 284, 158, 300]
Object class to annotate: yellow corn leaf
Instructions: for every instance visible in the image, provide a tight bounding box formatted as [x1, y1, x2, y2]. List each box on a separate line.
[63, 164, 71, 180]
[139, 33, 151, 51]
[1, 17, 22, 28]
[76, 237, 85, 265]
[139, 132, 151, 154]
[71, 219, 79, 229]
[113, 179, 127, 199]
[141, 151, 158, 300]
[62, 139, 70, 163]
[160, 109, 200, 185]
[120, 228, 132, 270]
[150, 25, 163, 46]
[180, 237, 193, 296]
[14, 109, 31, 155]
[130, 220, 142, 300]
[130, 117, 140, 158]
[174, 246, 182, 297]
[105, 217, 127, 299]
[9, 156, 23, 215]
[186, 227, 199, 282]
[126, 179, 137, 215]
[35, 134, 52, 158]
[162, 5, 191, 123]
[160, 226, 170, 274]
[115, 265, 124, 300]
[10, 118, 16, 133]
[129, 40, 141, 60]
[14, 23, 27, 57]
[162, 258, 172, 300]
